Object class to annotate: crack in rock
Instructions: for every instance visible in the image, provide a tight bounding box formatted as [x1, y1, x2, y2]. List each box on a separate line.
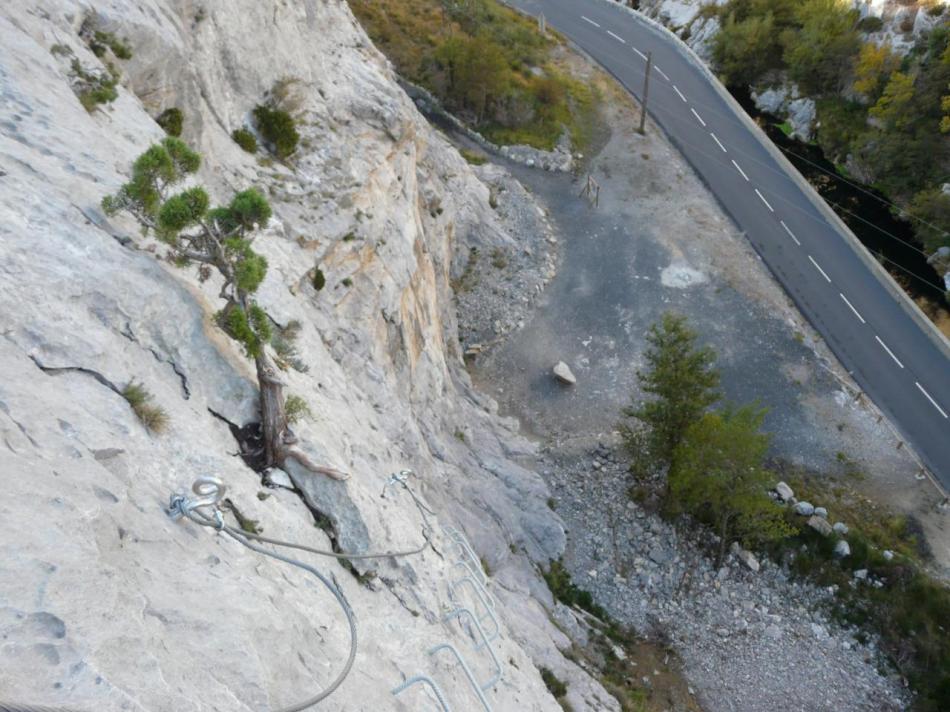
[29, 355, 122, 395]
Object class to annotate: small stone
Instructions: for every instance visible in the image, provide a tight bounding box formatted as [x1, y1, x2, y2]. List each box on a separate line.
[553, 361, 576, 385]
[765, 624, 783, 639]
[794, 501, 815, 516]
[833, 522, 849, 535]
[854, 569, 868, 581]
[265, 468, 293, 489]
[775, 481, 794, 502]
[834, 540, 851, 558]
[883, 550, 894, 561]
[737, 548, 760, 573]
[814, 507, 828, 518]
[807, 515, 833, 537]
[611, 644, 627, 661]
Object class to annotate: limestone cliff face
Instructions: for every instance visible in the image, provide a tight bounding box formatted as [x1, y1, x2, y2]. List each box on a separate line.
[0, 1, 609, 709]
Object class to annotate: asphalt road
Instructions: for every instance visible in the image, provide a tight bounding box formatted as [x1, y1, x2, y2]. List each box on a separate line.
[507, 0, 950, 490]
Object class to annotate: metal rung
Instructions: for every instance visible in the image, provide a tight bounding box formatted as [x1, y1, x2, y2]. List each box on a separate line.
[392, 674, 452, 711]
[449, 561, 494, 606]
[444, 529, 488, 586]
[448, 576, 500, 645]
[443, 607, 502, 691]
[428, 642, 494, 712]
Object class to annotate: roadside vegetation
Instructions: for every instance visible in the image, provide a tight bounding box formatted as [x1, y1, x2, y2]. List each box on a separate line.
[708, 0, 950, 284]
[619, 312, 950, 710]
[347, 0, 600, 151]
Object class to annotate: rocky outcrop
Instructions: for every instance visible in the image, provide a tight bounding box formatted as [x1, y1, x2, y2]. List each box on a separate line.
[0, 1, 606, 709]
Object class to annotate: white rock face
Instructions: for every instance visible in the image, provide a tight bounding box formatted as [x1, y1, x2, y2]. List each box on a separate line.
[0, 1, 606, 709]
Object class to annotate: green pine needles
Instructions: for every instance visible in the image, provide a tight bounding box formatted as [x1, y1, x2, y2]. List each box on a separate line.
[103, 137, 272, 360]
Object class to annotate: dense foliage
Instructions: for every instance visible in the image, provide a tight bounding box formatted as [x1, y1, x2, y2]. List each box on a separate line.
[253, 104, 299, 159]
[619, 313, 720, 468]
[348, 0, 599, 151]
[155, 107, 183, 136]
[102, 137, 272, 358]
[231, 127, 258, 153]
[710, 0, 950, 257]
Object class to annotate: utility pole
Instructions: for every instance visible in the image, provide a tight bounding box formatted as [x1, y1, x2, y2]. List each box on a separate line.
[638, 51, 652, 135]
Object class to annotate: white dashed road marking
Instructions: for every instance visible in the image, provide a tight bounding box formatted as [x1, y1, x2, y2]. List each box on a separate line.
[581, 16, 601, 27]
[839, 293, 866, 324]
[607, 30, 625, 43]
[690, 108, 706, 126]
[808, 255, 831, 283]
[755, 189, 774, 212]
[780, 220, 801, 246]
[633, 47, 647, 60]
[732, 160, 749, 181]
[710, 133, 726, 152]
[916, 382, 948, 418]
[655, 66, 669, 81]
[673, 85, 687, 102]
[875, 336, 904, 368]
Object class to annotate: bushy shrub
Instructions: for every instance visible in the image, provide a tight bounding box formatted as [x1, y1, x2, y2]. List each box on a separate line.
[857, 16, 884, 33]
[284, 394, 312, 424]
[539, 667, 568, 699]
[312, 267, 326, 291]
[122, 381, 168, 432]
[252, 104, 299, 158]
[232, 127, 258, 153]
[156, 107, 183, 136]
[81, 18, 133, 60]
[70, 59, 118, 112]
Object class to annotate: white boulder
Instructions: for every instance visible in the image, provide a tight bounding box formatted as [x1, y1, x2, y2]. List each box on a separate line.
[553, 361, 577, 385]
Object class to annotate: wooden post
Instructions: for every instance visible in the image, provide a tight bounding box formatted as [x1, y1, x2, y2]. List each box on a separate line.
[638, 52, 652, 135]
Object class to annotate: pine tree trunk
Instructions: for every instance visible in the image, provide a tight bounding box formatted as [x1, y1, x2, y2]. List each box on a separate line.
[254, 347, 349, 481]
[255, 349, 287, 468]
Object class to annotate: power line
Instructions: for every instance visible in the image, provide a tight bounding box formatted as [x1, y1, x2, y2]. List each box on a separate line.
[777, 144, 950, 243]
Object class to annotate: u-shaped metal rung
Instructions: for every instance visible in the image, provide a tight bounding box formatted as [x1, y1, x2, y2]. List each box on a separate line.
[449, 561, 494, 606]
[392, 674, 453, 711]
[448, 576, 500, 645]
[428, 642, 494, 712]
[443, 607, 502, 691]
[444, 529, 488, 586]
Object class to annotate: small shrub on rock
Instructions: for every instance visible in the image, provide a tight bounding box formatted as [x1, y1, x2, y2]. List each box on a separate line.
[312, 267, 326, 291]
[232, 127, 258, 153]
[252, 104, 299, 158]
[70, 59, 118, 112]
[539, 667, 568, 699]
[156, 107, 183, 136]
[284, 394, 312, 424]
[122, 381, 168, 432]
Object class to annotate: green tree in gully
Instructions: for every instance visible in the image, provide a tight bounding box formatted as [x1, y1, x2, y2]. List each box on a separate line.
[620, 313, 721, 470]
[102, 137, 345, 479]
[669, 405, 793, 564]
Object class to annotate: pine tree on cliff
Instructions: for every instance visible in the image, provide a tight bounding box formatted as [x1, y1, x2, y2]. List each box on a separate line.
[103, 136, 346, 480]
